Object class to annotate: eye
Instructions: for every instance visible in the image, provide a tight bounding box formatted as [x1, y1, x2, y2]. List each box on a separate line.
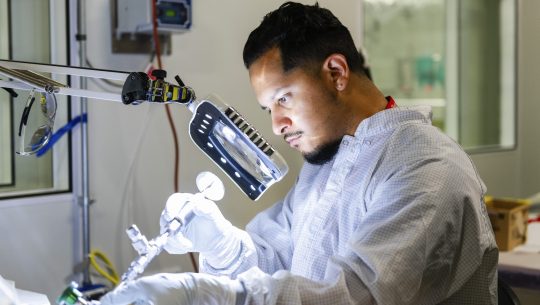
[277, 96, 287, 105]
[272, 94, 291, 114]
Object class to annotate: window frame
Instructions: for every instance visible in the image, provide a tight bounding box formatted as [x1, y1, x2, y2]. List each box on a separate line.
[360, 0, 518, 154]
[0, 0, 72, 200]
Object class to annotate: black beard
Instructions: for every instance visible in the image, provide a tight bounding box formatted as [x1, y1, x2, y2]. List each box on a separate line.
[303, 138, 342, 165]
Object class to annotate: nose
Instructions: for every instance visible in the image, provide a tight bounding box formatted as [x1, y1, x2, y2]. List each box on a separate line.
[271, 108, 291, 135]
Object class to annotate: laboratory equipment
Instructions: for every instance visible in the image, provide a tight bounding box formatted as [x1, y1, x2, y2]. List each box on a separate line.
[189, 99, 288, 200]
[56, 282, 92, 305]
[116, 0, 191, 38]
[121, 171, 225, 282]
[55, 172, 225, 305]
[122, 70, 289, 200]
[0, 60, 288, 200]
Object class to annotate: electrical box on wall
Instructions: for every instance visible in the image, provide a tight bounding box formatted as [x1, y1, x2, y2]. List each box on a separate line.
[112, 0, 191, 54]
[116, 0, 191, 38]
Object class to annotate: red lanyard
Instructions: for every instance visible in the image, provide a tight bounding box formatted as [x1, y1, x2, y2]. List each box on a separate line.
[385, 96, 396, 109]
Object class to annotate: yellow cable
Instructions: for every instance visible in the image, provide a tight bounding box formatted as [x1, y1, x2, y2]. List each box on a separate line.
[88, 250, 120, 286]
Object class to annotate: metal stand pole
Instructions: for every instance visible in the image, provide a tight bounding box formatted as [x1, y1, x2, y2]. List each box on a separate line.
[77, 0, 91, 286]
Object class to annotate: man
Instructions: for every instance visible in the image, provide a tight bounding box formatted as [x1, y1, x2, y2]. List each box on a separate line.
[101, 2, 498, 305]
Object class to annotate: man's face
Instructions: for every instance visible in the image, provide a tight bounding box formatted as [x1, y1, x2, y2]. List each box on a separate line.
[249, 48, 348, 164]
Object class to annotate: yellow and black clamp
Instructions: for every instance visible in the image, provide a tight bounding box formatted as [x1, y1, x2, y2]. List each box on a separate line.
[121, 69, 195, 106]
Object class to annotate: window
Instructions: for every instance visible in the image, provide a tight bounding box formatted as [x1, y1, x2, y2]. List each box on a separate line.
[0, 0, 70, 198]
[362, 0, 516, 152]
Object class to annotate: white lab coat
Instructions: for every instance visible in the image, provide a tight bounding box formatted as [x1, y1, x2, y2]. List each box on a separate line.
[202, 105, 498, 305]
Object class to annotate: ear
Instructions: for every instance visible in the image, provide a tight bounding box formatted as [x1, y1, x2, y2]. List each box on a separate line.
[322, 54, 349, 91]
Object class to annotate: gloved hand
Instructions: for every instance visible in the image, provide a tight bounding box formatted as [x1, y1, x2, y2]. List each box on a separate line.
[160, 193, 244, 269]
[99, 272, 245, 305]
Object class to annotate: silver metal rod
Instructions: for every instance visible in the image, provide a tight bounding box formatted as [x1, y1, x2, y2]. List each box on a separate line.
[0, 59, 129, 80]
[60, 87, 122, 102]
[0, 65, 68, 91]
[78, 0, 91, 286]
[0, 80, 123, 102]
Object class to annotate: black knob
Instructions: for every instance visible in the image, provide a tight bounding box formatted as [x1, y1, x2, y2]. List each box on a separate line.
[151, 69, 167, 80]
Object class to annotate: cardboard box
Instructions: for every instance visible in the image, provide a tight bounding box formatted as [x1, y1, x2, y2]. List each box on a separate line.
[485, 197, 529, 251]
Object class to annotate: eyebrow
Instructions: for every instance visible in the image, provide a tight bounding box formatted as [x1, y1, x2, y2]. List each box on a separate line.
[271, 87, 286, 101]
[261, 87, 286, 111]
[261, 87, 286, 110]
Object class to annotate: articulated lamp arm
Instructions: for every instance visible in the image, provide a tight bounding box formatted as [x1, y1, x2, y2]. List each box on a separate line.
[0, 59, 289, 200]
[0, 59, 195, 105]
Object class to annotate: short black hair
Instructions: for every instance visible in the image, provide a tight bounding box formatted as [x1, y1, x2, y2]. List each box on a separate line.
[243, 2, 368, 77]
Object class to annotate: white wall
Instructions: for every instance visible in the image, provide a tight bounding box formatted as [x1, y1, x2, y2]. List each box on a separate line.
[0, 0, 539, 301]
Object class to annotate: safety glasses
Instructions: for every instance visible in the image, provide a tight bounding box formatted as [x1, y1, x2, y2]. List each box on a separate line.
[17, 89, 57, 155]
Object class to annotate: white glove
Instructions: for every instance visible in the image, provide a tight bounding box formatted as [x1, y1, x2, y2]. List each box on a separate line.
[160, 193, 244, 269]
[99, 272, 245, 305]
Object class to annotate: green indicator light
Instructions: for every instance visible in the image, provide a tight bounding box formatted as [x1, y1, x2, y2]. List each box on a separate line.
[165, 10, 176, 17]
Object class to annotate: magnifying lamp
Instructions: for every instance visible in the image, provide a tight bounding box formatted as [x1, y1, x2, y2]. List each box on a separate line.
[0, 60, 288, 200]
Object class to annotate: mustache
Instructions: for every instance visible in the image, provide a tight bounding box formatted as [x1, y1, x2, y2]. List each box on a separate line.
[284, 131, 303, 141]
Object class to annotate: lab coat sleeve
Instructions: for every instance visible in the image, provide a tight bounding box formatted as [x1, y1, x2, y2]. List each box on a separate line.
[200, 184, 297, 277]
[235, 130, 494, 304]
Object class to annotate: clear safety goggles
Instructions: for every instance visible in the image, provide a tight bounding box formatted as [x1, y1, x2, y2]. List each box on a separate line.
[16, 89, 57, 155]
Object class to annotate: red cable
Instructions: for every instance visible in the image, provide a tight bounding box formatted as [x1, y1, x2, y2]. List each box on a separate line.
[151, 0, 198, 273]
